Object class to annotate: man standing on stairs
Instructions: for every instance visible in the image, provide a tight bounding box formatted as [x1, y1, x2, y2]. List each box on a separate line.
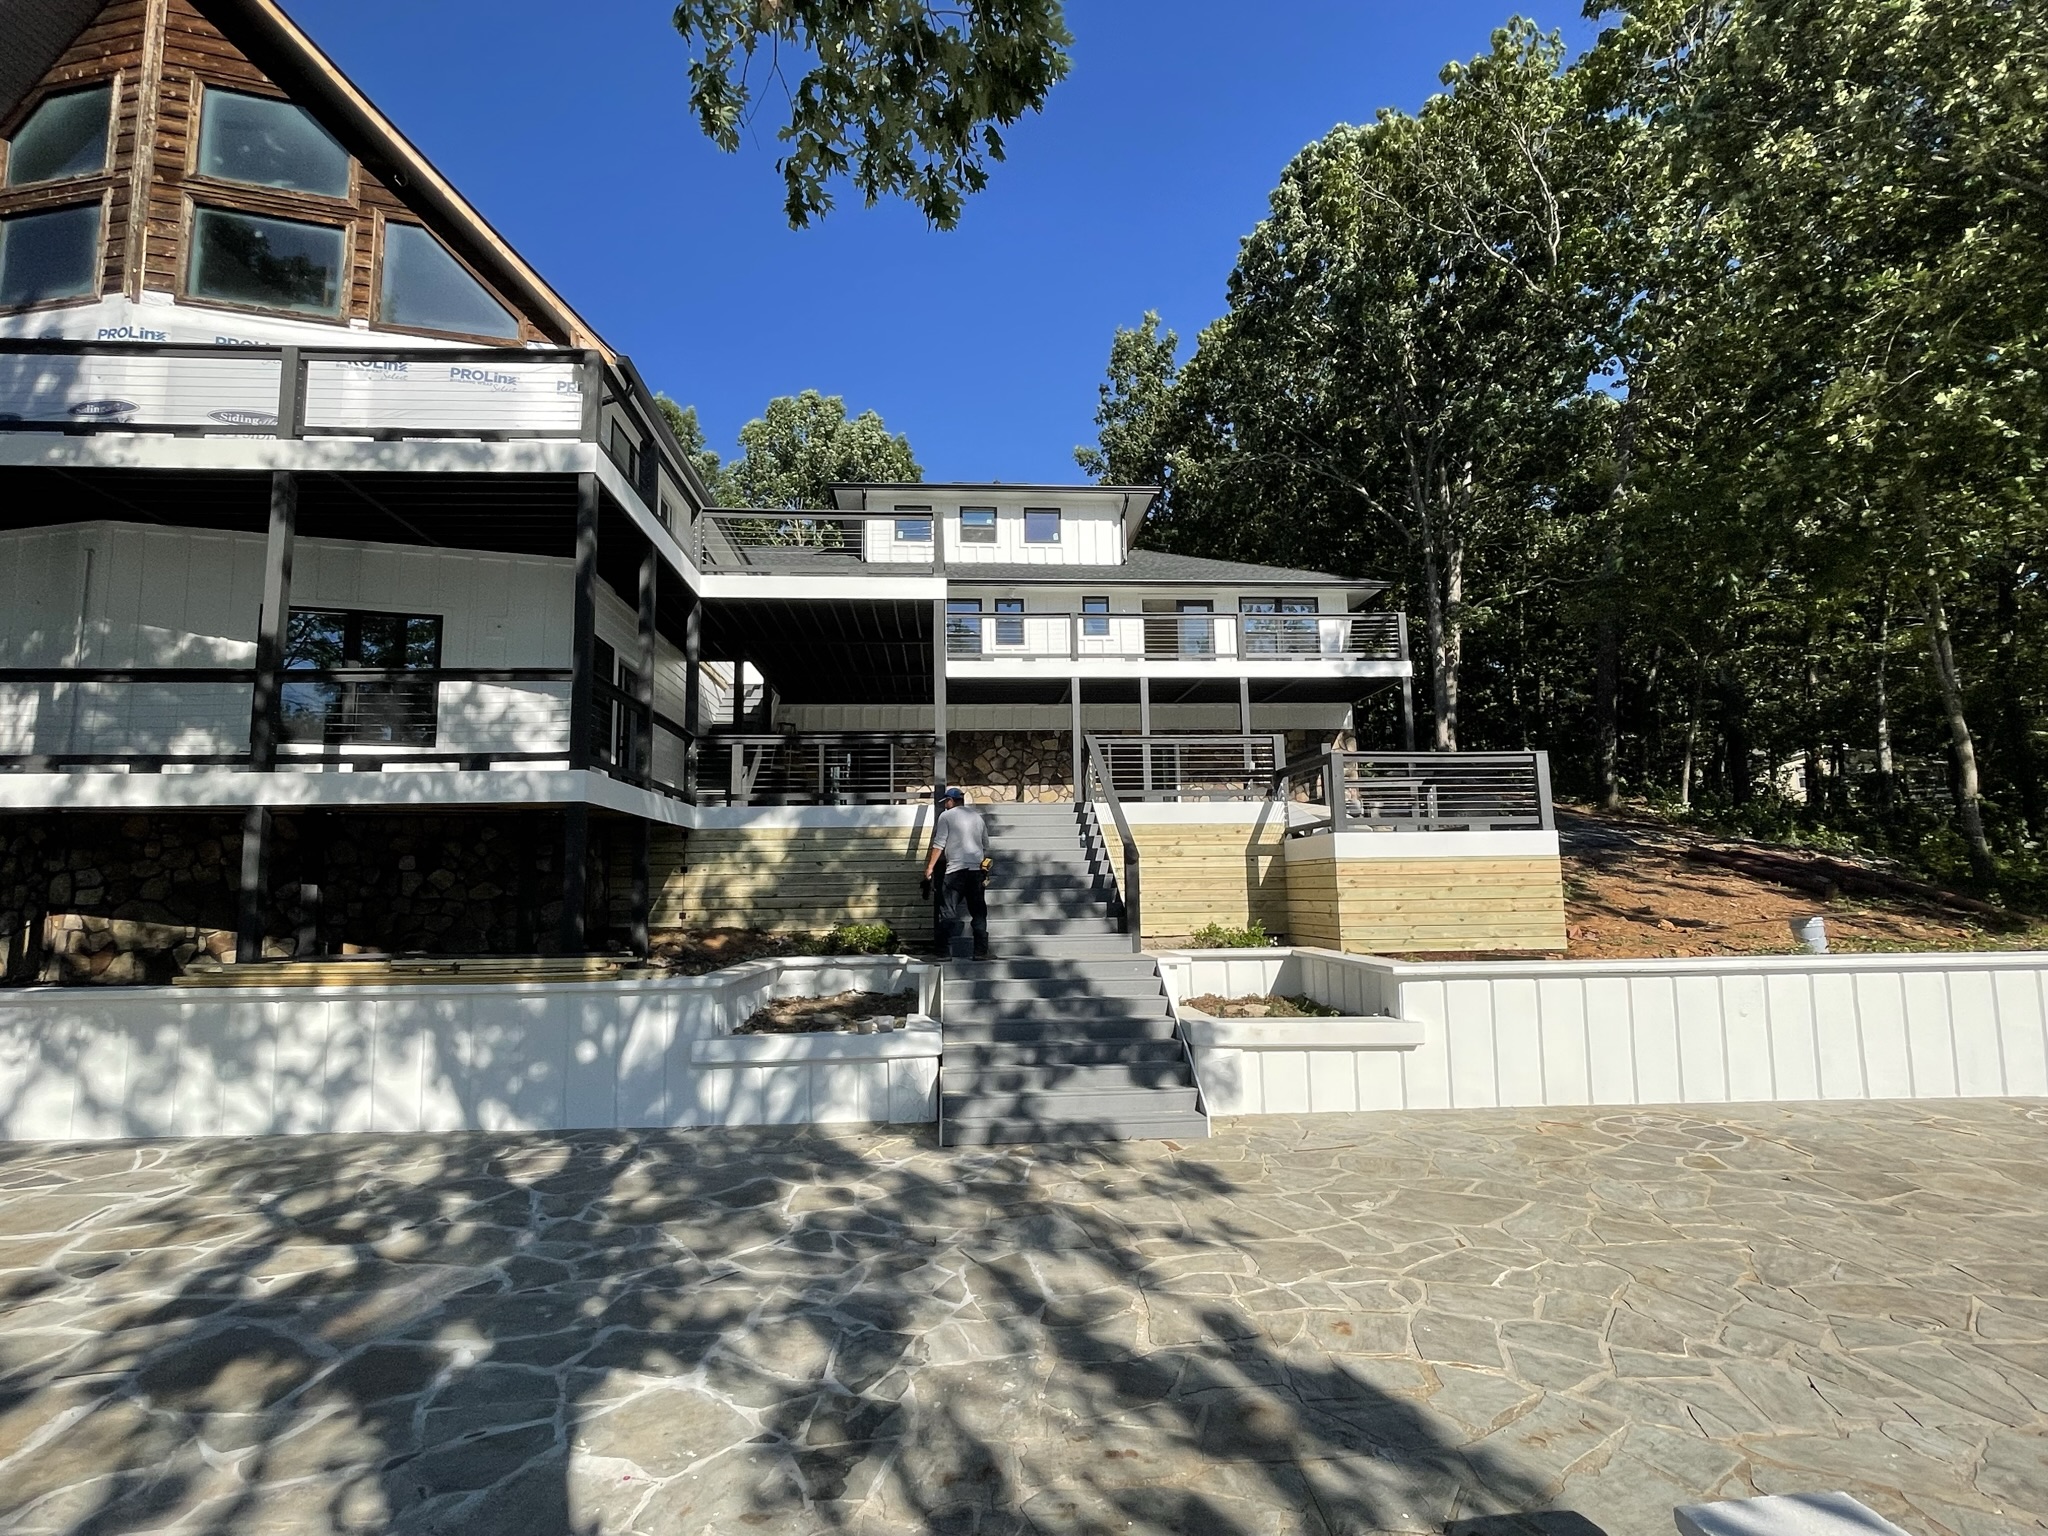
[921, 786, 990, 961]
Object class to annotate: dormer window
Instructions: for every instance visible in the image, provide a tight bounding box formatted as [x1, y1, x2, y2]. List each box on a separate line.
[197, 89, 350, 198]
[1024, 508, 1061, 544]
[960, 507, 996, 544]
[5, 85, 112, 186]
[188, 207, 345, 316]
[378, 222, 519, 339]
[0, 203, 102, 308]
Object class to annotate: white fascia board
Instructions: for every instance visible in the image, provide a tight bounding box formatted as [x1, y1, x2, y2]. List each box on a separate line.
[1177, 1009, 1425, 1050]
[954, 658, 1410, 681]
[1282, 829, 1561, 861]
[0, 433, 590, 475]
[590, 454, 705, 593]
[697, 574, 947, 602]
[1102, 801, 1280, 826]
[0, 768, 693, 827]
[1266, 943, 2048, 983]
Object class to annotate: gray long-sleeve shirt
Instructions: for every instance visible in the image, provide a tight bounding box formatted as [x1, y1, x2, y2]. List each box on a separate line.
[930, 805, 989, 874]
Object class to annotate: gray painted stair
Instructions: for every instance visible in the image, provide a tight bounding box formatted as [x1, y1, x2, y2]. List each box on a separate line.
[939, 803, 1208, 1146]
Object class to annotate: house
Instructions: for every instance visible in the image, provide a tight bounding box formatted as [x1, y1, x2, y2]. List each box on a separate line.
[0, 0, 1566, 987]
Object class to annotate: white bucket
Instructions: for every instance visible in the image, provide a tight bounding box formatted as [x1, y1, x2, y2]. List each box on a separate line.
[1790, 915, 1829, 954]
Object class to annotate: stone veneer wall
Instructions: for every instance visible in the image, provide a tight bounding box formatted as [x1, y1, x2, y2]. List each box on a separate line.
[946, 731, 1075, 802]
[0, 812, 580, 985]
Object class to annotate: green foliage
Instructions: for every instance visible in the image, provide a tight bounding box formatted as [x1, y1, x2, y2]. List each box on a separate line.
[669, 0, 1072, 228]
[1187, 920, 1274, 950]
[718, 390, 921, 509]
[821, 922, 897, 955]
[653, 394, 726, 488]
[1083, 0, 2048, 896]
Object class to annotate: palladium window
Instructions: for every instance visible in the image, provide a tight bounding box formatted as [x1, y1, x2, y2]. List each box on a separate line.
[1081, 595, 1110, 637]
[5, 85, 113, 186]
[197, 89, 350, 197]
[378, 221, 519, 339]
[188, 208, 346, 315]
[0, 203, 102, 307]
[958, 507, 997, 545]
[1023, 508, 1061, 544]
[893, 508, 933, 542]
[282, 608, 443, 746]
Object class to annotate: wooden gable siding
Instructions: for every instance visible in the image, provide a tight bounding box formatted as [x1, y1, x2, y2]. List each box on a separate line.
[0, 0, 150, 302]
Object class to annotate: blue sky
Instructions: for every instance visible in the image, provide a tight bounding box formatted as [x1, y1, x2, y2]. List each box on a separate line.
[288, 0, 1598, 483]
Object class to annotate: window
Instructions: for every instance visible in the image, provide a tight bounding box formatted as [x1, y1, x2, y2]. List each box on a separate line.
[188, 208, 345, 315]
[5, 85, 112, 186]
[282, 608, 443, 746]
[959, 507, 996, 545]
[995, 598, 1024, 647]
[945, 598, 983, 657]
[378, 221, 519, 339]
[1241, 596, 1319, 654]
[1081, 595, 1110, 638]
[197, 89, 350, 197]
[893, 507, 933, 542]
[1023, 508, 1061, 544]
[0, 203, 101, 308]
[608, 420, 640, 483]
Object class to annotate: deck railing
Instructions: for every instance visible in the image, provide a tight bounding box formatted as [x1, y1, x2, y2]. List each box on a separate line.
[698, 732, 937, 805]
[1272, 750, 1554, 833]
[1081, 732, 1143, 951]
[1090, 733, 1287, 801]
[696, 513, 940, 573]
[946, 611, 1404, 663]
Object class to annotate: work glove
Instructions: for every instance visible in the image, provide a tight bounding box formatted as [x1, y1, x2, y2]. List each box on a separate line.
[920, 877, 932, 902]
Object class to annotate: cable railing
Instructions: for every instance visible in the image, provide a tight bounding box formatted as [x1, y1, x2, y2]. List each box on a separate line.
[1271, 750, 1554, 834]
[1081, 732, 1143, 952]
[1089, 733, 1287, 802]
[696, 513, 939, 572]
[698, 732, 938, 805]
[944, 610, 1405, 663]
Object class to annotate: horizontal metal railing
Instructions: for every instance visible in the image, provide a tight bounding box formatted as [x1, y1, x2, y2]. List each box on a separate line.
[1091, 733, 1287, 801]
[945, 611, 1405, 663]
[1272, 750, 1554, 833]
[698, 732, 938, 805]
[696, 512, 940, 572]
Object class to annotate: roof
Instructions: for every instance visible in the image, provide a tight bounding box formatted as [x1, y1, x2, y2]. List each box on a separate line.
[949, 550, 1378, 589]
[830, 483, 1161, 542]
[0, 0, 102, 125]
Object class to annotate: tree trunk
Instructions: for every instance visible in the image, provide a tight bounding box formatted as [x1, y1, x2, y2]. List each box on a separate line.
[1802, 650, 1822, 810]
[1680, 658, 1706, 809]
[1419, 525, 1463, 752]
[1924, 572, 1997, 883]
[1873, 582, 1895, 811]
[1594, 613, 1622, 810]
[1993, 559, 2043, 834]
[1719, 666, 1752, 805]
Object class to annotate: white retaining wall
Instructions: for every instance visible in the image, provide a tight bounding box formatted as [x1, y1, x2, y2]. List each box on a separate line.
[0, 957, 939, 1142]
[1160, 947, 2048, 1118]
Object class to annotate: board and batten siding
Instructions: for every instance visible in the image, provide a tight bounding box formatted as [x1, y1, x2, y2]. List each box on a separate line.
[862, 502, 1126, 567]
[0, 521, 581, 757]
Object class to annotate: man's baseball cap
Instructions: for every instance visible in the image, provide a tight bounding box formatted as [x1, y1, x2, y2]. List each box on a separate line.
[941, 786, 966, 802]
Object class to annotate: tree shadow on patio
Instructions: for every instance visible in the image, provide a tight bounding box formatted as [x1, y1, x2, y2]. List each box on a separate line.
[0, 1123, 1587, 1534]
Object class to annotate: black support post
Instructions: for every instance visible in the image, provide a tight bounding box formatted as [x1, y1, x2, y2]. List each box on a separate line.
[931, 598, 948, 803]
[561, 472, 600, 953]
[296, 811, 325, 959]
[248, 470, 298, 770]
[236, 806, 271, 965]
[630, 820, 651, 960]
[682, 595, 702, 801]
[635, 540, 657, 784]
[1070, 676, 1083, 797]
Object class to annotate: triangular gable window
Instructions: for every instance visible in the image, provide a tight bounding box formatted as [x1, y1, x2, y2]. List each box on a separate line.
[378, 222, 520, 340]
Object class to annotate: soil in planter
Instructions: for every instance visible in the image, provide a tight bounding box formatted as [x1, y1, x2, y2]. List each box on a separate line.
[739, 989, 918, 1035]
[1185, 993, 1341, 1019]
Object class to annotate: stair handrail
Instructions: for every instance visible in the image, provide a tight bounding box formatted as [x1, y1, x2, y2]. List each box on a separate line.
[1082, 731, 1143, 953]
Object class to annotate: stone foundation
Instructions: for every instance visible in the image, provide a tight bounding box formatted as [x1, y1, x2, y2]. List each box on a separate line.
[946, 731, 1074, 802]
[1, 811, 583, 985]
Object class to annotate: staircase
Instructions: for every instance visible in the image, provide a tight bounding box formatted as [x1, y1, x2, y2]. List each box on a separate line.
[938, 801, 1209, 1147]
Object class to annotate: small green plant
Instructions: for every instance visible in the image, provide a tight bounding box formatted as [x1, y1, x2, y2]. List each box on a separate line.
[1188, 919, 1275, 949]
[821, 922, 896, 955]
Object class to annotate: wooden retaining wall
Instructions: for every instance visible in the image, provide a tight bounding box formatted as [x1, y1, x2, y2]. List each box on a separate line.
[648, 825, 929, 935]
[1284, 837, 1567, 954]
[1125, 818, 1290, 945]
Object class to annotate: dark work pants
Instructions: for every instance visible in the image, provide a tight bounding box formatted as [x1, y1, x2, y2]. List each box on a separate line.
[941, 868, 989, 960]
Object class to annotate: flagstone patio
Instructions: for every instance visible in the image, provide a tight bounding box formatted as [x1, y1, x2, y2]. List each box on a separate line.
[0, 1099, 2044, 1536]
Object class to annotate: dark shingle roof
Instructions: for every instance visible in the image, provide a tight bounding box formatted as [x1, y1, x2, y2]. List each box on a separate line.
[946, 549, 1373, 587]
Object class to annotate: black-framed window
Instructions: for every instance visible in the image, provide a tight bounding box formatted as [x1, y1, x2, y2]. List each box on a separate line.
[0, 203, 101, 307]
[188, 207, 346, 316]
[894, 507, 933, 542]
[1081, 595, 1110, 637]
[197, 89, 350, 198]
[378, 221, 519, 339]
[5, 85, 113, 186]
[282, 607, 443, 746]
[1023, 508, 1061, 544]
[1241, 595, 1319, 654]
[995, 598, 1024, 646]
[959, 507, 996, 545]
[945, 597, 983, 656]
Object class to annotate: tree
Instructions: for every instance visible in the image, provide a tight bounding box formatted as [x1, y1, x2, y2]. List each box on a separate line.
[719, 390, 921, 509]
[1074, 311, 1181, 490]
[669, 0, 1072, 228]
[653, 394, 727, 488]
